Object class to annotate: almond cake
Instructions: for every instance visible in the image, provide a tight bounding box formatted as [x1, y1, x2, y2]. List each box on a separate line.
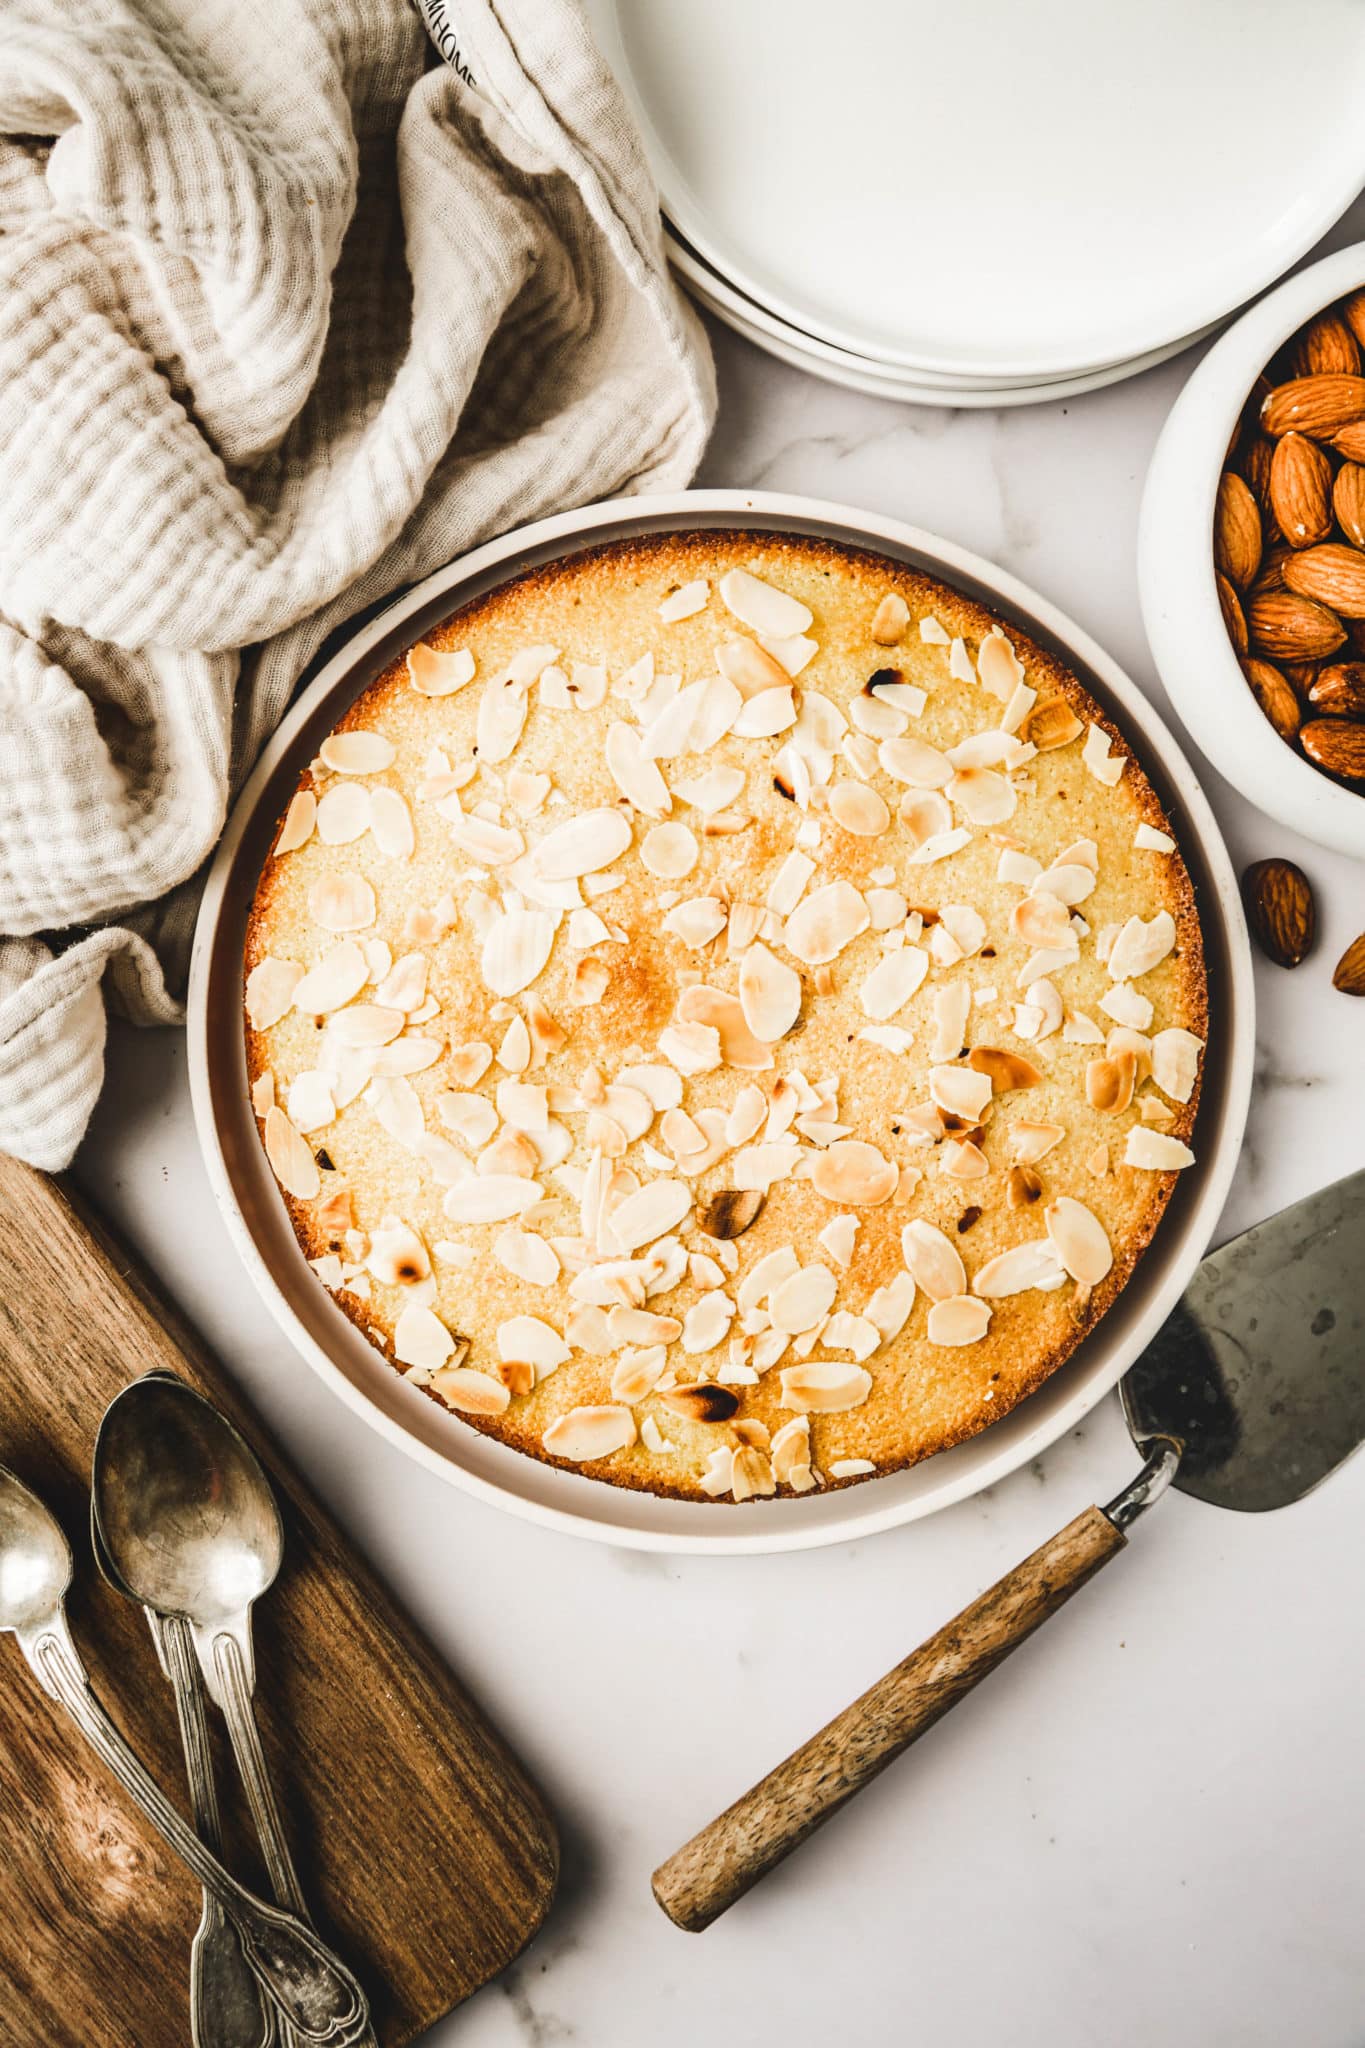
[243, 531, 1208, 1503]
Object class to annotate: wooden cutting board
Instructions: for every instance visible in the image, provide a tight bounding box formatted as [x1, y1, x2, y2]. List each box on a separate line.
[0, 1154, 558, 2048]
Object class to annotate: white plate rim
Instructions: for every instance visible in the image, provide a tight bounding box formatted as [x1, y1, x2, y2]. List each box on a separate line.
[666, 230, 1215, 394]
[189, 489, 1254, 1555]
[585, 0, 1365, 380]
[673, 239, 1209, 409]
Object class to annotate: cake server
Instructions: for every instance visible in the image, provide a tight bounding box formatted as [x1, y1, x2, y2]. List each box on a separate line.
[653, 1167, 1365, 1931]
[0, 1466, 371, 2042]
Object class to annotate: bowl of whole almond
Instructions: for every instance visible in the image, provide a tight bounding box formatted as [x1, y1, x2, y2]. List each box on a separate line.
[1140, 243, 1365, 859]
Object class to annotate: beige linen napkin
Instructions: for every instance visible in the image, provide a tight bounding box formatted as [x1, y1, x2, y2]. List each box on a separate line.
[0, 0, 714, 1167]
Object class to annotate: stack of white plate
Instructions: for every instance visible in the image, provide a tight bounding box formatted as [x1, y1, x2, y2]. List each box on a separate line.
[584, 0, 1365, 407]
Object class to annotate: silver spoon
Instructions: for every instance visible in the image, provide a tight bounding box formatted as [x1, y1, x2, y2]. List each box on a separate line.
[91, 1376, 375, 2048]
[0, 1465, 367, 2047]
[91, 1448, 274, 2048]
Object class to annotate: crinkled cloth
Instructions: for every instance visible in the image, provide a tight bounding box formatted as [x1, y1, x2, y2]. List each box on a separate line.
[0, 0, 714, 1166]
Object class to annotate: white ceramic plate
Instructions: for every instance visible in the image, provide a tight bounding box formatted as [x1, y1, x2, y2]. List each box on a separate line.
[672, 236, 1211, 410]
[667, 230, 1217, 397]
[586, 0, 1365, 380]
[189, 491, 1254, 1554]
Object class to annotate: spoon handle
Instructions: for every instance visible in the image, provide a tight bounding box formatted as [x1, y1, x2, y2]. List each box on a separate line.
[210, 1632, 378, 2048]
[213, 1631, 308, 1917]
[155, 1613, 274, 2048]
[23, 1621, 371, 2047]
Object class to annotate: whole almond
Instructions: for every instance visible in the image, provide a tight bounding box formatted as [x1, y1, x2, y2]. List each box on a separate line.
[1301, 717, 1365, 783]
[1241, 858, 1316, 968]
[1245, 588, 1346, 660]
[1242, 434, 1277, 510]
[1261, 374, 1365, 440]
[1213, 470, 1262, 587]
[1332, 932, 1365, 996]
[1241, 658, 1301, 742]
[1332, 462, 1365, 548]
[1295, 310, 1361, 378]
[1269, 432, 1334, 548]
[1341, 290, 1365, 349]
[1282, 542, 1365, 618]
[1282, 660, 1320, 697]
[1216, 571, 1249, 655]
[1330, 421, 1365, 463]
[1250, 543, 1292, 595]
[1308, 661, 1365, 717]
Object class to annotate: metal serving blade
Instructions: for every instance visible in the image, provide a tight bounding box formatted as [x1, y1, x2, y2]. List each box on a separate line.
[1121, 1168, 1365, 1513]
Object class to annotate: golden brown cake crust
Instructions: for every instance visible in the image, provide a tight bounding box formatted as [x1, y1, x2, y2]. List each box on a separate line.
[245, 530, 1208, 1503]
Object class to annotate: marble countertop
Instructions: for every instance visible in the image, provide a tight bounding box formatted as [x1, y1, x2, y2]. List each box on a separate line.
[74, 214, 1365, 2047]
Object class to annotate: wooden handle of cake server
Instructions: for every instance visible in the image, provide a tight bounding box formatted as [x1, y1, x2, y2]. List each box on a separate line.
[652, 1504, 1126, 1931]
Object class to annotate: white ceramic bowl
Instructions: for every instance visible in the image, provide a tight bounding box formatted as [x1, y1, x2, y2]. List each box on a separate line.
[1140, 241, 1365, 862]
[189, 490, 1254, 1553]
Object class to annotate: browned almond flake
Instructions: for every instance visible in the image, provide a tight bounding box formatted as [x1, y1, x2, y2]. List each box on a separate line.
[1301, 718, 1365, 783]
[1260, 373, 1365, 440]
[1282, 543, 1365, 618]
[662, 1383, 741, 1425]
[1308, 662, 1365, 717]
[695, 1188, 765, 1239]
[1245, 589, 1345, 661]
[968, 1046, 1043, 1091]
[1214, 470, 1262, 588]
[1241, 857, 1316, 968]
[1217, 572, 1249, 657]
[1331, 933, 1365, 995]
[1269, 433, 1333, 549]
[1241, 658, 1301, 743]
[1006, 1165, 1043, 1209]
[1022, 697, 1085, 752]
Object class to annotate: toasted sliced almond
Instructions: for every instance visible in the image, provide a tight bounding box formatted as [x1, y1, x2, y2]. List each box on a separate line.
[716, 636, 791, 700]
[444, 813, 525, 866]
[732, 684, 797, 737]
[543, 1405, 637, 1461]
[829, 780, 891, 836]
[879, 735, 953, 788]
[1045, 1196, 1113, 1285]
[394, 1303, 458, 1371]
[663, 1383, 741, 1425]
[1151, 1027, 1203, 1104]
[947, 765, 1016, 825]
[365, 1218, 431, 1285]
[737, 941, 802, 1042]
[732, 1142, 804, 1191]
[968, 1046, 1041, 1092]
[871, 591, 910, 644]
[1100, 984, 1154, 1031]
[696, 1189, 766, 1240]
[1081, 724, 1125, 786]
[246, 957, 304, 1031]
[493, 1229, 560, 1288]
[929, 1065, 993, 1119]
[427, 1366, 507, 1416]
[408, 643, 475, 696]
[1010, 1120, 1065, 1164]
[926, 1295, 991, 1346]
[442, 1176, 541, 1224]
[901, 1220, 966, 1301]
[778, 1361, 872, 1413]
[315, 782, 371, 845]
[659, 578, 709, 624]
[327, 1003, 405, 1048]
[973, 1240, 1067, 1296]
[719, 567, 813, 638]
[977, 628, 1024, 702]
[1107, 910, 1176, 982]
[275, 790, 317, 855]
[367, 785, 415, 859]
[859, 946, 928, 1020]
[677, 985, 774, 1070]
[810, 1140, 896, 1206]
[308, 873, 376, 934]
[1124, 1129, 1196, 1170]
[783, 880, 869, 965]
[263, 1107, 321, 1199]
[640, 822, 698, 879]
[533, 807, 632, 880]
[320, 731, 395, 775]
[769, 1263, 837, 1335]
[291, 942, 369, 1015]
[662, 896, 728, 949]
